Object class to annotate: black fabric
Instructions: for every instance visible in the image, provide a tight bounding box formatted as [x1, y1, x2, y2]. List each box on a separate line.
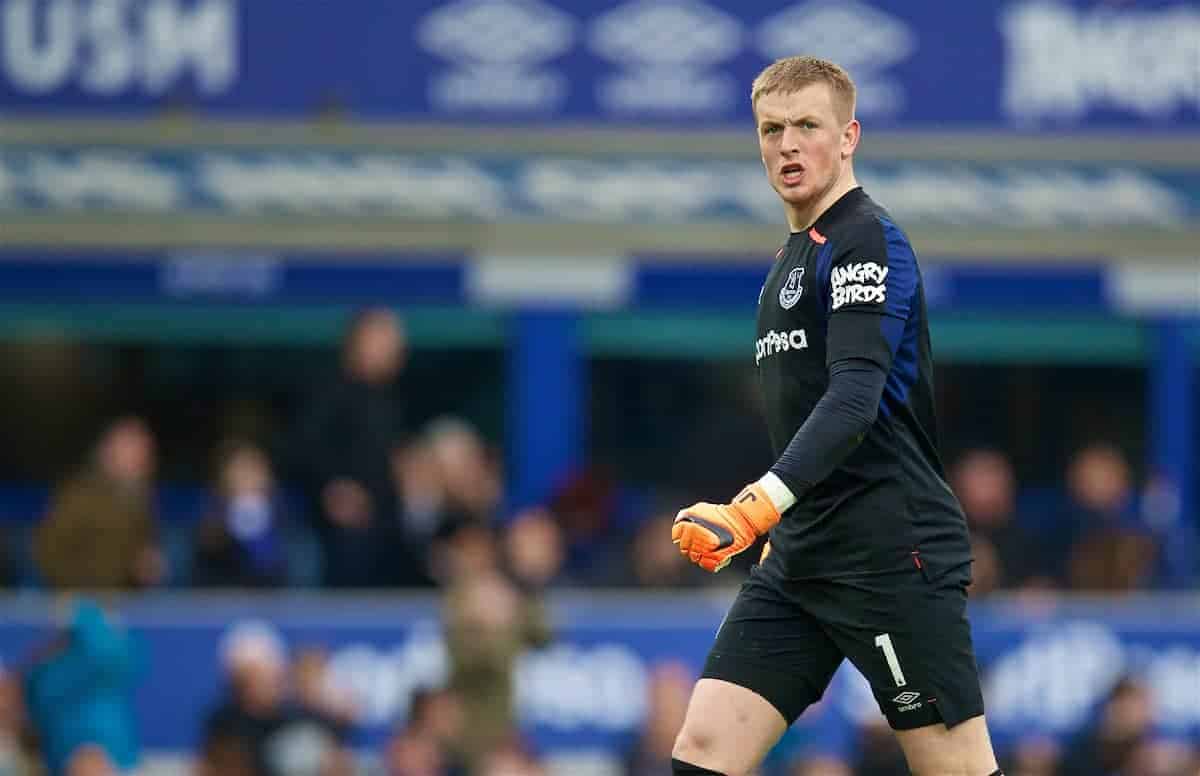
[754, 186, 970, 580]
[702, 571, 842, 725]
[705, 561, 984, 732]
[988, 771, 1004, 776]
[671, 758, 726, 775]
[769, 357, 887, 498]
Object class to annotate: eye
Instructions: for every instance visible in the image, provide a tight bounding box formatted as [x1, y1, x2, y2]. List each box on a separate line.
[762, 125, 779, 135]
[802, 120, 818, 130]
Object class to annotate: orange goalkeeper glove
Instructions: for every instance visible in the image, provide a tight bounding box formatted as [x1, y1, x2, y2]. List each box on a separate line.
[672, 483, 781, 572]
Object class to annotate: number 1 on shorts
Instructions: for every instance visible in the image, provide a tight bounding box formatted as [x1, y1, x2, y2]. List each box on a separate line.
[874, 633, 907, 687]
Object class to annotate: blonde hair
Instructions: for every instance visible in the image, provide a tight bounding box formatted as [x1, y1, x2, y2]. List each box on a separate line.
[751, 56, 856, 124]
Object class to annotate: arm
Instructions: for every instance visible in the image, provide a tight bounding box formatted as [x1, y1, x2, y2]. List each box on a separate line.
[766, 217, 917, 506]
[33, 479, 92, 588]
[766, 355, 888, 500]
[671, 354, 888, 573]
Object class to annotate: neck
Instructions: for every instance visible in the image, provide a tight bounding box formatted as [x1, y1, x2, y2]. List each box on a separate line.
[785, 166, 859, 232]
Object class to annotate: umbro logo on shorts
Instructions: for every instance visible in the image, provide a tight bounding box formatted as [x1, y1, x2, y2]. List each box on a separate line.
[892, 691, 922, 711]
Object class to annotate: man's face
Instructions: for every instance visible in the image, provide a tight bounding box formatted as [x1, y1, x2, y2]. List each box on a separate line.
[234, 658, 285, 715]
[101, 421, 155, 484]
[349, 312, 406, 383]
[755, 83, 855, 213]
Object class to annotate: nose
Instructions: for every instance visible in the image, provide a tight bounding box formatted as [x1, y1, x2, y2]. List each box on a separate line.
[780, 125, 803, 156]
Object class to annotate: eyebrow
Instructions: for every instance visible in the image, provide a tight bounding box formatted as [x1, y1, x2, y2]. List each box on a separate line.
[757, 115, 819, 126]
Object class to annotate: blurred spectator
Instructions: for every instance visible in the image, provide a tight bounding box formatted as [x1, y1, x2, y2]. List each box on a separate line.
[33, 417, 164, 590]
[291, 648, 358, 738]
[385, 730, 443, 776]
[430, 522, 501, 585]
[1063, 444, 1158, 592]
[1060, 675, 1154, 776]
[202, 623, 289, 776]
[384, 732, 443, 776]
[23, 599, 143, 776]
[389, 416, 503, 588]
[849, 717, 908, 776]
[426, 417, 503, 526]
[193, 441, 289, 588]
[389, 438, 452, 587]
[952, 449, 1051, 594]
[624, 661, 692, 776]
[476, 741, 545, 776]
[787, 755, 853, 776]
[383, 687, 465, 776]
[203, 623, 346, 776]
[622, 511, 710, 589]
[63, 744, 116, 776]
[196, 727, 256, 776]
[548, 467, 623, 582]
[1123, 736, 1196, 776]
[442, 565, 551, 771]
[410, 688, 465, 773]
[0, 668, 34, 776]
[504, 507, 568, 591]
[1005, 735, 1060, 776]
[319, 748, 356, 776]
[292, 308, 408, 588]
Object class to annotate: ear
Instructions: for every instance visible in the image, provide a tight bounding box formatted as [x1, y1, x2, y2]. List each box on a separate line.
[842, 119, 861, 159]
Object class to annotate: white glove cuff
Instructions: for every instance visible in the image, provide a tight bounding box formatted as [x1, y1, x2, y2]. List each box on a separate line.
[757, 471, 797, 513]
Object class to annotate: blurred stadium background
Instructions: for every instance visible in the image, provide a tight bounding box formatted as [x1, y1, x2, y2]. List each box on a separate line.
[0, 0, 1198, 774]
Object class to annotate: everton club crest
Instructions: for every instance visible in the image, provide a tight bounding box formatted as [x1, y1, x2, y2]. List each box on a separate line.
[779, 267, 804, 309]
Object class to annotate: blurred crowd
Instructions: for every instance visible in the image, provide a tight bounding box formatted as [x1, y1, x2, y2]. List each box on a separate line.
[954, 443, 1165, 597]
[628, 663, 1200, 776]
[8, 308, 712, 595]
[0, 307, 1177, 599]
[0, 307, 1188, 775]
[1, 566, 553, 776]
[0, 602, 1197, 776]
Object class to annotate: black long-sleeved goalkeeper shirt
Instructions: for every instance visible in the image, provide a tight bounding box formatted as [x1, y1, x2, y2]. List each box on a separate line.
[754, 187, 970, 581]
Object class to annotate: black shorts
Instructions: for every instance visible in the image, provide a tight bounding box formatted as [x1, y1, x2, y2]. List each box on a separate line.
[701, 561, 983, 731]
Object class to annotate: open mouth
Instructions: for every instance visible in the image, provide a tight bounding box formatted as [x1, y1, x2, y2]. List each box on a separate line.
[780, 163, 804, 185]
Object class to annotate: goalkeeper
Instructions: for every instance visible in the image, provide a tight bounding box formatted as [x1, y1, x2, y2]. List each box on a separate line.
[669, 57, 1002, 776]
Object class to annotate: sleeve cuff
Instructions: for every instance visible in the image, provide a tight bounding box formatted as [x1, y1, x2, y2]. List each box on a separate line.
[758, 471, 799, 512]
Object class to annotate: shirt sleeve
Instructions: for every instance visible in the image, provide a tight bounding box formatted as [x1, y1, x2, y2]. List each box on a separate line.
[768, 358, 888, 498]
[824, 216, 920, 371]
